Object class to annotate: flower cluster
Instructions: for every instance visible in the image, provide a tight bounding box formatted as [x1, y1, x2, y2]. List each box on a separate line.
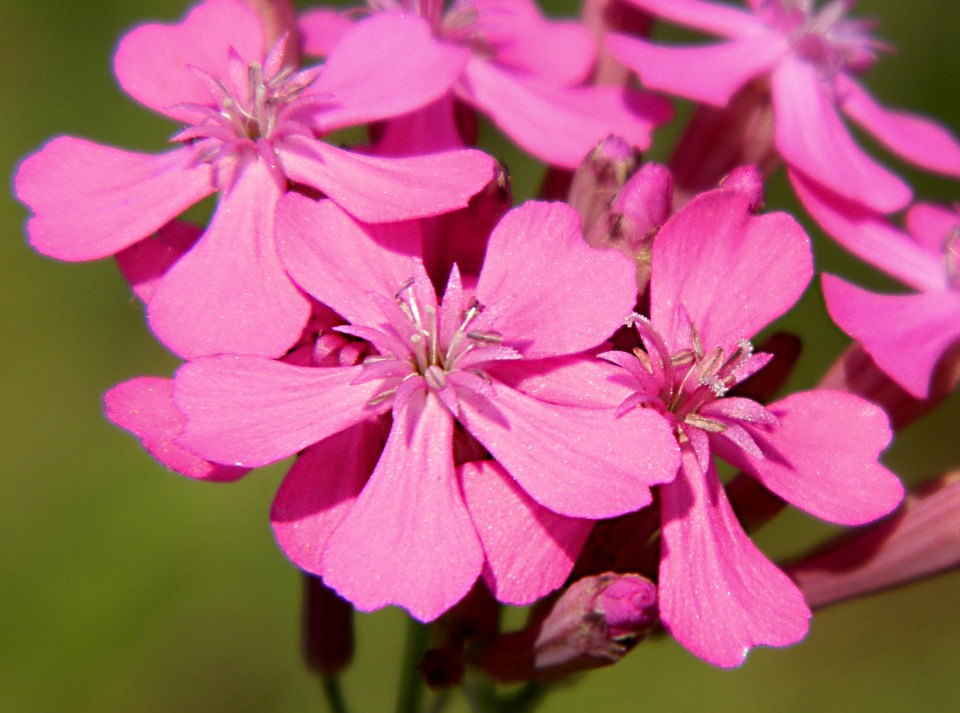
[14, 0, 959, 690]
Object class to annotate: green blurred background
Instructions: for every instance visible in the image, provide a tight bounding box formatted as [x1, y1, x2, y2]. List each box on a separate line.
[2, 1, 958, 711]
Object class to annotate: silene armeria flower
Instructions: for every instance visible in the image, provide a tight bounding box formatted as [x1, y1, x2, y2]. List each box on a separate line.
[170, 198, 680, 621]
[794, 176, 960, 398]
[14, 0, 494, 359]
[600, 186, 904, 666]
[300, 0, 673, 166]
[606, 0, 960, 213]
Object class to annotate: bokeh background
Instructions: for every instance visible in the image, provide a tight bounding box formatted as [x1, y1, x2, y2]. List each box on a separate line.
[2, 1, 959, 711]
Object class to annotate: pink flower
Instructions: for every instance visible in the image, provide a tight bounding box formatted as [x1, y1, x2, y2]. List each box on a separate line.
[299, 0, 672, 166]
[607, 0, 960, 213]
[15, 0, 494, 359]
[171, 199, 680, 620]
[794, 177, 960, 398]
[601, 188, 904, 666]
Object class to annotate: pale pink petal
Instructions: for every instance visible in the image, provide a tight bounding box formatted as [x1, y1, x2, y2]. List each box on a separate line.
[791, 172, 944, 291]
[475, 201, 637, 358]
[104, 377, 248, 482]
[298, 8, 355, 57]
[720, 390, 904, 525]
[271, 420, 389, 574]
[474, 0, 596, 85]
[276, 194, 422, 327]
[311, 13, 469, 131]
[114, 0, 265, 122]
[458, 383, 678, 519]
[606, 35, 785, 107]
[116, 220, 202, 303]
[174, 356, 381, 467]
[651, 190, 812, 354]
[148, 162, 309, 359]
[461, 460, 592, 605]
[659, 446, 811, 667]
[906, 202, 960, 255]
[837, 75, 960, 178]
[621, 0, 764, 37]
[772, 58, 911, 213]
[15, 139, 213, 261]
[279, 137, 494, 223]
[488, 356, 636, 409]
[321, 393, 483, 621]
[822, 275, 960, 398]
[459, 59, 671, 168]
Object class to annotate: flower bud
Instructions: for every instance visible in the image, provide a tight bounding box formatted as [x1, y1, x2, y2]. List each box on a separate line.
[482, 573, 658, 683]
[302, 574, 353, 677]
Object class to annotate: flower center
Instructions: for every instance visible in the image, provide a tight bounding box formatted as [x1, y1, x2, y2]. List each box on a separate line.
[760, 0, 885, 76]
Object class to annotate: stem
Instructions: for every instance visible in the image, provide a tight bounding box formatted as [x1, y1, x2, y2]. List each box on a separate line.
[320, 677, 348, 713]
[395, 618, 429, 713]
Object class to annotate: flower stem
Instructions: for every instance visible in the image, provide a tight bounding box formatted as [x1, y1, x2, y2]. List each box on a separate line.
[320, 676, 348, 713]
[395, 617, 429, 713]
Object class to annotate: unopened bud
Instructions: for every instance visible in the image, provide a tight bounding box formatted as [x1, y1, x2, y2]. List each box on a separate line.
[568, 135, 642, 246]
[302, 574, 353, 676]
[483, 573, 657, 683]
[719, 165, 765, 211]
[786, 472, 960, 609]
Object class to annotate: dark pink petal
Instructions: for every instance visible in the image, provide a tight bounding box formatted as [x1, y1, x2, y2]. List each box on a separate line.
[651, 190, 812, 354]
[724, 390, 904, 525]
[147, 162, 309, 359]
[459, 59, 671, 168]
[476, 0, 595, 85]
[606, 35, 784, 107]
[175, 356, 380, 467]
[279, 137, 494, 223]
[822, 275, 960, 398]
[114, 0, 265, 122]
[458, 383, 678, 519]
[321, 393, 483, 621]
[659, 446, 810, 667]
[271, 420, 388, 574]
[906, 202, 960, 255]
[298, 8, 355, 57]
[488, 356, 636, 409]
[375, 96, 468, 157]
[311, 13, 469, 131]
[276, 194, 422, 327]
[461, 460, 592, 605]
[837, 75, 960, 178]
[116, 220, 202, 303]
[475, 201, 637, 358]
[15, 139, 213, 261]
[791, 173, 943, 291]
[620, 0, 764, 38]
[104, 377, 248, 482]
[772, 58, 911, 213]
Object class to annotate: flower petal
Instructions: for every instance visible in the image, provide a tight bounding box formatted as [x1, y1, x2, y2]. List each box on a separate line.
[114, 0, 265, 122]
[659, 445, 811, 667]
[475, 201, 637, 358]
[115, 220, 202, 303]
[174, 356, 380, 467]
[321, 393, 483, 621]
[772, 59, 910, 213]
[650, 189, 812, 354]
[459, 59, 671, 168]
[461, 460, 592, 605]
[312, 12, 468, 131]
[488, 355, 636, 409]
[822, 275, 960, 399]
[721, 390, 904, 525]
[298, 8, 356, 57]
[619, 0, 765, 38]
[837, 75, 960, 178]
[279, 138, 494, 223]
[606, 35, 785, 107]
[15, 139, 212, 261]
[104, 377, 248, 482]
[906, 202, 960, 256]
[277, 194, 422, 327]
[271, 420, 389, 574]
[148, 162, 309, 359]
[458, 382, 678, 519]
